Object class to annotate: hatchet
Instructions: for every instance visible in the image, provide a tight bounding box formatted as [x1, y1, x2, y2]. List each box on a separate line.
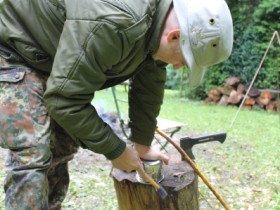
[156, 128, 231, 210]
[180, 132, 227, 160]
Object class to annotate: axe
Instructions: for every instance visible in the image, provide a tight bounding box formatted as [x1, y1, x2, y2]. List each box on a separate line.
[180, 132, 227, 160]
[156, 128, 231, 210]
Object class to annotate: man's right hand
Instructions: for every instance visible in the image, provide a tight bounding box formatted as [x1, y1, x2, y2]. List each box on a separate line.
[111, 145, 142, 172]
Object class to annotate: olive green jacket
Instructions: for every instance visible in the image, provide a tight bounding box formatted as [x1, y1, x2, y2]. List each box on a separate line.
[0, 0, 172, 159]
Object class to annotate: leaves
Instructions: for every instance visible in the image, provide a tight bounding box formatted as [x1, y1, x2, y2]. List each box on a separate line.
[166, 0, 280, 99]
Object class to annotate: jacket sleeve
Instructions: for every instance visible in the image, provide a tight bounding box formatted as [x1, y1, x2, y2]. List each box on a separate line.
[128, 60, 167, 145]
[44, 20, 126, 160]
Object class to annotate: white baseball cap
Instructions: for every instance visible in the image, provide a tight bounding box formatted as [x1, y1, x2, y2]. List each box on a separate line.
[173, 0, 233, 88]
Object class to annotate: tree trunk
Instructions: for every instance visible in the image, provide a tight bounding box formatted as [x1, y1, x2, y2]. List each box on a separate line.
[112, 161, 198, 210]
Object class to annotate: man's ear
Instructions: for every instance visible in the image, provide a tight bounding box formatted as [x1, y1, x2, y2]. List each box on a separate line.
[167, 29, 180, 43]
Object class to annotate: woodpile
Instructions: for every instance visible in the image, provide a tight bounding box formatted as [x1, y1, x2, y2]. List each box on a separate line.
[204, 77, 279, 112]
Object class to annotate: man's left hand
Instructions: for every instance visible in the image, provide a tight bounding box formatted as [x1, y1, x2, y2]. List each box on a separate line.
[134, 143, 169, 165]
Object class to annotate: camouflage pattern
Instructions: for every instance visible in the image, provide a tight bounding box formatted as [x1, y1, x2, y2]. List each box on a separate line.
[0, 47, 78, 210]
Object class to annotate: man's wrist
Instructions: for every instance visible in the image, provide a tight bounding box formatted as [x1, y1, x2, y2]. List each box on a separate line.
[133, 142, 150, 154]
[104, 141, 126, 160]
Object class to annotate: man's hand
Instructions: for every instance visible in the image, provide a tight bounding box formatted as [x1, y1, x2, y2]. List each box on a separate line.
[134, 143, 169, 165]
[111, 145, 142, 172]
[111, 143, 169, 173]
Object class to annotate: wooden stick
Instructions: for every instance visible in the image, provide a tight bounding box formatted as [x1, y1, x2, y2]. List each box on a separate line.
[137, 168, 168, 199]
[156, 128, 231, 210]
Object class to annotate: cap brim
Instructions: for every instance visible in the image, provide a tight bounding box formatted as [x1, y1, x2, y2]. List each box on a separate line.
[173, 0, 206, 88]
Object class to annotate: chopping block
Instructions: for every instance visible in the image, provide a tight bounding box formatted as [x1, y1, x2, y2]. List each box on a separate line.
[112, 160, 198, 210]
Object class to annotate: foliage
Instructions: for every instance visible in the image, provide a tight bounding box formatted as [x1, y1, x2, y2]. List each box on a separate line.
[252, 0, 280, 89]
[164, 64, 183, 89]
[165, 0, 280, 99]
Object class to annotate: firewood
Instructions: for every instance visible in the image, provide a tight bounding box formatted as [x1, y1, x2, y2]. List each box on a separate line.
[257, 91, 273, 106]
[237, 83, 245, 94]
[211, 87, 223, 96]
[256, 97, 270, 106]
[204, 97, 217, 105]
[255, 100, 266, 110]
[266, 101, 277, 112]
[277, 98, 280, 113]
[218, 95, 229, 106]
[225, 77, 241, 87]
[260, 90, 273, 100]
[242, 104, 252, 110]
[228, 90, 243, 104]
[204, 97, 212, 104]
[205, 77, 278, 112]
[245, 86, 261, 97]
[208, 90, 221, 102]
[219, 86, 234, 96]
[244, 96, 255, 106]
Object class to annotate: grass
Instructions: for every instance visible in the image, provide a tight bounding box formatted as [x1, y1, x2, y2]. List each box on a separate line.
[0, 88, 279, 209]
[162, 90, 279, 210]
[97, 88, 280, 209]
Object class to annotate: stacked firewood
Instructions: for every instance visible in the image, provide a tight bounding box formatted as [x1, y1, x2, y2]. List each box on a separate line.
[204, 77, 279, 112]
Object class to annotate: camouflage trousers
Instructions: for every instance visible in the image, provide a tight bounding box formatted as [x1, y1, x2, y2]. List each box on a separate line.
[0, 46, 78, 210]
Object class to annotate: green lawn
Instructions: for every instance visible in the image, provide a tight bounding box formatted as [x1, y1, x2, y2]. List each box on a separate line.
[0, 88, 279, 209]
[97, 87, 280, 210]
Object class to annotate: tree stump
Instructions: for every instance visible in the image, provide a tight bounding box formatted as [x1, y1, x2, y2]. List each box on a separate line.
[112, 161, 198, 210]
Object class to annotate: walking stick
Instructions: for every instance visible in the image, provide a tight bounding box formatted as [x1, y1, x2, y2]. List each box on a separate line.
[155, 128, 231, 210]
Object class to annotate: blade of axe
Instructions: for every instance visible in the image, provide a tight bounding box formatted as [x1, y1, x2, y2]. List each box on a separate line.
[156, 128, 231, 210]
[180, 132, 226, 160]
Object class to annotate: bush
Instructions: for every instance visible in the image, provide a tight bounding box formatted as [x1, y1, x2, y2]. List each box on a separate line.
[164, 0, 279, 100]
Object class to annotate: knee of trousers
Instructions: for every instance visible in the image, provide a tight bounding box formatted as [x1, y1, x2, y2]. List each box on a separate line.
[5, 143, 52, 172]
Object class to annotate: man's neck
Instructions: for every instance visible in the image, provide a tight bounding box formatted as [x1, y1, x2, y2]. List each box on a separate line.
[153, 7, 179, 61]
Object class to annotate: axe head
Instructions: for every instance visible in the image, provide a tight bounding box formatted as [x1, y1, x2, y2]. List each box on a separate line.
[180, 132, 227, 160]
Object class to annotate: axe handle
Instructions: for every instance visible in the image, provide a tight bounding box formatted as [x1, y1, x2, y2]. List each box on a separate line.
[155, 128, 231, 210]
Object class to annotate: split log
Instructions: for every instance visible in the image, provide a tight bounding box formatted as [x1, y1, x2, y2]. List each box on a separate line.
[245, 86, 261, 98]
[217, 95, 229, 106]
[225, 77, 241, 87]
[228, 90, 243, 104]
[266, 101, 277, 112]
[208, 93, 221, 102]
[257, 97, 270, 106]
[242, 104, 253, 110]
[208, 88, 223, 102]
[241, 96, 255, 110]
[237, 83, 245, 95]
[112, 161, 198, 210]
[260, 90, 273, 99]
[244, 96, 255, 106]
[204, 97, 213, 105]
[220, 86, 234, 96]
[257, 91, 273, 106]
[277, 98, 280, 113]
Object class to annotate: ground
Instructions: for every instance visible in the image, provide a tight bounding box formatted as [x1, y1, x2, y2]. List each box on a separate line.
[0, 129, 199, 210]
[0, 124, 278, 209]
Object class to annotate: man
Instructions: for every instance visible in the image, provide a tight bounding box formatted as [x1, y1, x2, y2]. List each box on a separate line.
[0, 0, 233, 209]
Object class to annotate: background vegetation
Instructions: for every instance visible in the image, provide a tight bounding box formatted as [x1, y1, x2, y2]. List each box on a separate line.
[166, 0, 279, 100]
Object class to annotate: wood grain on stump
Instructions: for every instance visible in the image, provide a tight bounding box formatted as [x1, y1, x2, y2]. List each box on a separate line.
[112, 161, 198, 210]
